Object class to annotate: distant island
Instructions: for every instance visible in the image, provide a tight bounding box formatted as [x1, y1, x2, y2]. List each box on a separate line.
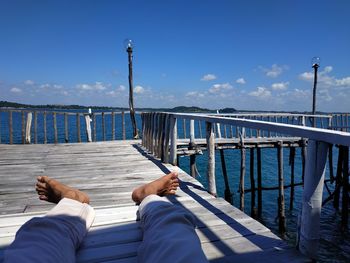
[0, 101, 237, 113]
[0, 101, 339, 114]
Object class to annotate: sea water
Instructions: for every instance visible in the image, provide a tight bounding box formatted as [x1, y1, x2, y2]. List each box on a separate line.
[0, 110, 349, 262]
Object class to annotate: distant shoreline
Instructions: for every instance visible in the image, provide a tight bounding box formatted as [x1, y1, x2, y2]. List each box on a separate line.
[0, 100, 345, 114]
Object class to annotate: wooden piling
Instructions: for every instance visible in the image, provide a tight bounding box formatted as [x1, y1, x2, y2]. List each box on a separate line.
[76, 113, 81, 143]
[43, 112, 47, 144]
[341, 146, 349, 229]
[122, 111, 126, 140]
[190, 119, 196, 178]
[162, 114, 171, 163]
[239, 128, 246, 211]
[9, 111, 13, 145]
[250, 147, 256, 217]
[25, 112, 32, 144]
[169, 116, 177, 165]
[328, 144, 334, 183]
[21, 111, 25, 144]
[289, 146, 296, 210]
[277, 141, 286, 234]
[93, 114, 96, 142]
[102, 112, 106, 141]
[64, 113, 68, 143]
[85, 115, 92, 142]
[257, 146, 262, 218]
[34, 111, 37, 144]
[298, 140, 328, 259]
[206, 121, 216, 196]
[219, 148, 232, 204]
[334, 146, 343, 209]
[53, 112, 58, 144]
[112, 112, 115, 140]
[183, 119, 187, 139]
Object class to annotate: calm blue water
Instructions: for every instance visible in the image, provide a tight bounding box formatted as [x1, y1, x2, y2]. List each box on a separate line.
[0, 110, 349, 262]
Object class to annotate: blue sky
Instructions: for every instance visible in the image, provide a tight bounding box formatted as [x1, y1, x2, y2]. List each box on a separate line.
[0, 0, 349, 112]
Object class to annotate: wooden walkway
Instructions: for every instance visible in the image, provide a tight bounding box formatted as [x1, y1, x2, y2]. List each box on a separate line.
[0, 141, 307, 262]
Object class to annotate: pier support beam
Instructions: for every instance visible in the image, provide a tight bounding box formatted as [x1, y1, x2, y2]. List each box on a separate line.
[206, 122, 217, 196]
[298, 140, 328, 260]
[169, 116, 177, 166]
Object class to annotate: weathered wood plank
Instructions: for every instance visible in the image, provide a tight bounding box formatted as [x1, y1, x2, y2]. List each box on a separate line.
[0, 141, 306, 263]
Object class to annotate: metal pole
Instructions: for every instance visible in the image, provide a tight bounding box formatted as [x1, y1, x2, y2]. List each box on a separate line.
[127, 45, 139, 139]
[312, 63, 319, 127]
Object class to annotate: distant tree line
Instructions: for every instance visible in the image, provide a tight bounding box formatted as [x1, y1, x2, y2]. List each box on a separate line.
[0, 101, 238, 113]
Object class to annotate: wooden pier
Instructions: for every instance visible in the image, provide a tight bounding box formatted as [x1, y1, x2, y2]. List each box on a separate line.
[0, 141, 307, 262]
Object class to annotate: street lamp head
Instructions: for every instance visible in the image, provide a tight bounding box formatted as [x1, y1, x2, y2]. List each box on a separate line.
[124, 39, 134, 51]
[311, 57, 321, 68]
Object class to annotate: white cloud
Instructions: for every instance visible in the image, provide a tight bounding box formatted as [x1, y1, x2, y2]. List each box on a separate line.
[208, 83, 232, 94]
[40, 84, 51, 89]
[76, 82, 107, 91]
[134, 85, 145, 94]
[324, 66, 333, 73]
[10, 87, 22, 93]
[201, 74, 217, 81]
[299, 72, 314, 81]
[248, 87, 271, 98]
[24, 80, 34, 85]
[118, 85, 126, 91]
[299, 65, 350, 89]
[186, 91, 205, 98]
[271, 81, 289, 91]
[260, 64, 287, 78]
[236, 78, 246, 84]
[335, 77, 350, 87]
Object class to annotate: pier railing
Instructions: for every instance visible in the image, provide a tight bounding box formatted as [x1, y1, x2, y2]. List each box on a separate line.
[0, 109, 140, 144]
[141, 112, 350, 260]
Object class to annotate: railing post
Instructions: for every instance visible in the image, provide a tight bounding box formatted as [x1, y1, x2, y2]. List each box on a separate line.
[122, 111, 126, 140]
[163, 114, 171, 163]
[85, 114, 92, 142]
[112, 112, 115, 141]
[169, 115, 177, 166]
[298, 140, 328, 260]
[189, 119, 196, 177]
[277, 141, 286, 234]
[93, 114, 96, 142]
[9, 111, 13, 144]
[21, 111, 25, 144]
[44, 111, 47, 144]
[76, 113, 81, 143]
[34, 111, 37, 144]
[53, 112, 58, 144]
[102, 112, 105, 141]
[25, 112, 32, 144]
[64, 113, 68, 143]
[206, 121, 217, 196]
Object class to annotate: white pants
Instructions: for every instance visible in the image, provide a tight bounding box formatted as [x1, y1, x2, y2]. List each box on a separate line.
[4, 195, 208, 263]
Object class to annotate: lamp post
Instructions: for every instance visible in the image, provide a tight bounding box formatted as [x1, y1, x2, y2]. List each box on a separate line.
[124, 39, 139, 139]
[311, 57, 320, 127]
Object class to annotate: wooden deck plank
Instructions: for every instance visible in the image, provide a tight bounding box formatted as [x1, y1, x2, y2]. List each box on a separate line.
[0, 141, 307, 262]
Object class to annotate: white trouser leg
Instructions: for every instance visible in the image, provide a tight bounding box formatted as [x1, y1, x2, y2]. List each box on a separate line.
[137, 195, 208, 263]
[4, 198, 95, 263]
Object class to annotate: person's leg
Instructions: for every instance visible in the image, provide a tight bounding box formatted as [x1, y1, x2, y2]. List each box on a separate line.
[4, 176, 95, 263]
[132, 172, 208, 263]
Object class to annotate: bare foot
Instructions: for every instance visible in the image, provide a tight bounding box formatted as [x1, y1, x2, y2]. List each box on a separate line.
[36, 176, 90, 204]
[132, 172, 179, 204]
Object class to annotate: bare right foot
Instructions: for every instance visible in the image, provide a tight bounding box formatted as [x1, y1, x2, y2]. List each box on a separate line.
[36, 176, 90, 204]
[132, 172, 179, 204]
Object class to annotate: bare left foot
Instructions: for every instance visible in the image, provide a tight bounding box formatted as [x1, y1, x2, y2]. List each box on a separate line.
[132, 172, 179, 204]
[36, 176, 90, 204]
